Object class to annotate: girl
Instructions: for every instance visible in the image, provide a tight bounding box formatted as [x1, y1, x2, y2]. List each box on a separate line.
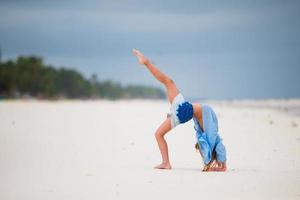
[133, 49, 227, 172]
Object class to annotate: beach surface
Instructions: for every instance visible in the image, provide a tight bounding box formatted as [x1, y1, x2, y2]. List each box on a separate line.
[0, 99, 299, 200]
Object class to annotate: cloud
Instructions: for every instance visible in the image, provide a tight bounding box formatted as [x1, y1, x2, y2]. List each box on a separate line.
[0, 1, 300, 99]
[110, 11, 254, 33]
[0, 5, 255, 34]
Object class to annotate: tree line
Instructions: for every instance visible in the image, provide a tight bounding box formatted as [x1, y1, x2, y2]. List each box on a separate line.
[0, 56, 165, 100]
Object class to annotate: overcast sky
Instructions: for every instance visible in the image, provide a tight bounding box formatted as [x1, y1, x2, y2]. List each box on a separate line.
[1, 0, 300, 99]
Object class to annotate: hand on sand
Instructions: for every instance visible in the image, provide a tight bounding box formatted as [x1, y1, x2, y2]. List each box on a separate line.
[203, 160, 226, 172]
[154, 162, 172, 170]
[132, 49, 149, 65]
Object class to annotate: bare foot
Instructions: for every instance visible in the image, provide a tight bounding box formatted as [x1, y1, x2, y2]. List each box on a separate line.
[132, 49, 149, 65]
[205, 161, 227, 172]
[154, 162, 172, 170]
[209, 166, 227, 172]
[202, 160, 216, 172]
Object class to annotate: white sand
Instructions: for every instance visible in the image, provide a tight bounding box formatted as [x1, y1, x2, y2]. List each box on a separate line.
[0, 99, 299, 200]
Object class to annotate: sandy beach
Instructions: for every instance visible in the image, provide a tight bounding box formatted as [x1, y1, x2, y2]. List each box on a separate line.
[0, 99, 299, 200]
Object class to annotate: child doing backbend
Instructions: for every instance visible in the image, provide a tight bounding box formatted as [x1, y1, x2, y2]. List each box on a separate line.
[133, 49, 227, 172]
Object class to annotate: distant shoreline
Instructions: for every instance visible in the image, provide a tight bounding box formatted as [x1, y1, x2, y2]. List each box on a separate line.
[1, 98, 300, 117]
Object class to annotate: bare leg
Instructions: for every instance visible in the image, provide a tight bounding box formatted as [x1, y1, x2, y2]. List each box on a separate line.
[133, 49, 179, 103]
[154, 117, 172, 169]
[133, 49, 177, 169]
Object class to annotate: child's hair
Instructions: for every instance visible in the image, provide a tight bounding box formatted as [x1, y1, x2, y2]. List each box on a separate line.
[195, 143, 217, 160]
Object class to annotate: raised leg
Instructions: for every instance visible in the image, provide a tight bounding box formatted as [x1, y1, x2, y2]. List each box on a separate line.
[154, 117, 173, 169]
[133, 49, 179, 103]
[133, 49, 178, 170]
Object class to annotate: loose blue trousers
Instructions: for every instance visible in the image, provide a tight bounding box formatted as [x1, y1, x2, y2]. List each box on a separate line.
[193, 104, 227, 165]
